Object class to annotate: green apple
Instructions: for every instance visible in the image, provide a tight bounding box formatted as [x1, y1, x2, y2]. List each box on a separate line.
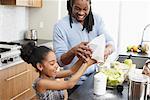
[127, 45, 132, 51]
[124, 59, 133, 67]
[100, 68, 124, 87]
[111, 61, 120, 68]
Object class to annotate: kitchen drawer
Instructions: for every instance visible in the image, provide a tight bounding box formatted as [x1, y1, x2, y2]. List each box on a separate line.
[0, 62, 35, 100]
[11, 88, 35, 100]
[4, 62, 28, 79]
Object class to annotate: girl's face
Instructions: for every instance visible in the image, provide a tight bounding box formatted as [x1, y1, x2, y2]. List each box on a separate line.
[72, 0, 90, 23]
[41, 51, 59, 78]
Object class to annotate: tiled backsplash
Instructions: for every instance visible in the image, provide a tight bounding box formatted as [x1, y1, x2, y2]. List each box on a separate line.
[0, 5, 28, 42]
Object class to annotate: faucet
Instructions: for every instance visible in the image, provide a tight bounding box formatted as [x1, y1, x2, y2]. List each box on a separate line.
[138, 24, 150, 54]
[140, 24, 150, 46]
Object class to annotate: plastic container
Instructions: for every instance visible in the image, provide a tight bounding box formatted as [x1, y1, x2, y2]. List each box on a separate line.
[94, 72, 107, 95]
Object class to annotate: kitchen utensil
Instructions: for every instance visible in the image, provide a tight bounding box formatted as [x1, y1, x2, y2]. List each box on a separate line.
[128, 69, 149, 100]
[31, 29, 38, 40]
[116, 85, 124, 93]
[24, 29, 38, 40]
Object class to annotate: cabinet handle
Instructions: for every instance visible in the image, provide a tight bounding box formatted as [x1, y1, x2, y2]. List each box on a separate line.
[6, 70, 30, 81]
[10, 88, 30, 100]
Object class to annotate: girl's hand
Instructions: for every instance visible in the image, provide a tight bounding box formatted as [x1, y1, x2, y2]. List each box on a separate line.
[85, 57, 97, 67]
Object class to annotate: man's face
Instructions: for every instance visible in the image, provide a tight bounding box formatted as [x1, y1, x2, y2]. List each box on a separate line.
[72, 0, 90, 23]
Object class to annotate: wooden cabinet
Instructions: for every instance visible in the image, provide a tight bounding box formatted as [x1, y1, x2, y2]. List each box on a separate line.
[0, 0, 42, 8]
[29, 0, 42, 8]
[0, 62, 38, 100]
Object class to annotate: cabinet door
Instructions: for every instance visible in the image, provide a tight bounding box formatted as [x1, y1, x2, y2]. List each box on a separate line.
[0, 0, 42, 7]
[0, 0, 28, 6]
[16, 0, 29, 6]
[28, 64, 39, 80]
[28, 64, 39, 99]
[0, 0, 16, 5]
[29, 0, 42, 8]
[0, 62, 34, 100]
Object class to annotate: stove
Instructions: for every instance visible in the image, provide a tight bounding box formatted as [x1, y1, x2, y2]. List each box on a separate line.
[0, 42, 22, 67]
[0, 48, 10, 53]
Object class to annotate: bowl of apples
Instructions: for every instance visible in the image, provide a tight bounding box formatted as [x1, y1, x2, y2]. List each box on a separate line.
[100, 67, 125, 88]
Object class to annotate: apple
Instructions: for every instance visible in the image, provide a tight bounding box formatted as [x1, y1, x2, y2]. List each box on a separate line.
[132, 45, 138, 52]
[124, 59, 133, 67]
[100, 68, 124, 87]
[111, 61, 120, 68]
[127, 45, 132, 51]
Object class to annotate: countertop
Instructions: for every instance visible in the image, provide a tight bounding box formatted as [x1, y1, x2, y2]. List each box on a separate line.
[0, 59, 24, 70]
[13, 39, 53, 46]
[69, 73, 129, 100]
[0, 39, 53, 70]
[119, 51, 150, 58]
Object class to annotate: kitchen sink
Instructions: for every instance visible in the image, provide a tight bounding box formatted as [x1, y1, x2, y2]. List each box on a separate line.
[117, 55, 149, 69]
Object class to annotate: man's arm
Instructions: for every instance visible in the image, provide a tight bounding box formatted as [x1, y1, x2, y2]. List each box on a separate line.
[60, 48, 76, 65]
[60, 42, 92, 65]
[53, 24, 92, 66]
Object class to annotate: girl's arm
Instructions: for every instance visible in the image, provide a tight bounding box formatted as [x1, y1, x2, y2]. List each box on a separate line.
[55, 59, 83, 78]
[37, 59, 96, 92]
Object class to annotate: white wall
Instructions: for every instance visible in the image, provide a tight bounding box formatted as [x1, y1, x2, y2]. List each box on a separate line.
[0, 0, 59, 41]
[92, 0, 120, 51]
[29, 0, 59, 40]
[119, 1, 150, 53]
[58, 0, 67, 20]
[0, 5, 28, 41]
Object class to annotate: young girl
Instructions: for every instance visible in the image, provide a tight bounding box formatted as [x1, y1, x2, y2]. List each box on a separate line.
[20, 42, 96, 100]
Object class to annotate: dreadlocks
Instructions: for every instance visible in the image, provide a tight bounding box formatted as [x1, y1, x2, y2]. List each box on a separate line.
[67, 0, 94, 33]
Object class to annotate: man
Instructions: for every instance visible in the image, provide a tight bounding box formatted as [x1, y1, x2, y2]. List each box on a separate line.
[53, 0, 114, 95]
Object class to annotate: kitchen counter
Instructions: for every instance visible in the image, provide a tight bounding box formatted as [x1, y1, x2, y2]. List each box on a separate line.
[13, 39, 53, 46]
[119, 51, 150, 58]
[0, 59, 24, 70]
[69, 73, 129, 100]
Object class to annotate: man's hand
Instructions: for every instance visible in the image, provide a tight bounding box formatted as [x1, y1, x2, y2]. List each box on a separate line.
[104, 44, 113, 60]
[71, 42, 92, 62]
